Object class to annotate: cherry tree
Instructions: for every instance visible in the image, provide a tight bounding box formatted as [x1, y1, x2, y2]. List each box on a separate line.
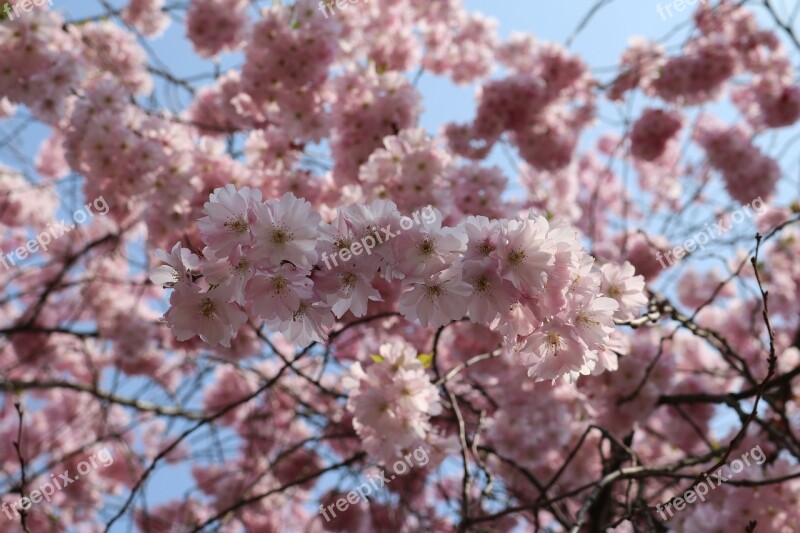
[2, 0, 800, 531]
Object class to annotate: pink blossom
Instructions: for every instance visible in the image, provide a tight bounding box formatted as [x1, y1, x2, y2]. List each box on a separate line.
[600, 261, 648, 320]
[197, 184, 261, 258]
[164, 282, 248, 347]
[496, 216, 556, 293]
[122, 0, 170, 37]
[265, 299, 335, 346]
[630, 108, 683, 161]
[694, 115, 780, 204]
[251, 192, 321, 270]
[150, 242, 201, 288]
[522, 318, 594, 383]
[344, 341, 442, 463]
[185, 0, 248, 58]
[398, 268, 472, 328]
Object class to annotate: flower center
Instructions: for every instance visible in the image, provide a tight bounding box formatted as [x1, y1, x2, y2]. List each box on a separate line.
[418, 238, 435, 257]
[425, 284, 443, 299]
[224, 216, 248, 235]
[478, 239, 494, 256]
[234, 258, 249, 274]
[292, 303, 308, 321]
[334, 237, 351, 250]
[341, 272, 358, 289]
[199, 298, 215, 319]
[271, 276, 288, 293]
[474, 274, 491, 293]
[546, 331, 563, 356]
[271, 227, 291, 245]
[508, 249, 526, 266]
[577, 312, 600, 327]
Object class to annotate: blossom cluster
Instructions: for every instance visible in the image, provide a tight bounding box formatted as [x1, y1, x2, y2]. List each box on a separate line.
[155, 185, 646, 382]
[4, 0, 800, 530]
[122, 0, 170, 37]
[446, 37, 594, 170]
[694, 115, 780, 204]
[343, 342, 444, 463]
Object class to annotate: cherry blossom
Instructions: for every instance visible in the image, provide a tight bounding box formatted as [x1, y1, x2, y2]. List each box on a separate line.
[3, 1, 800, 531]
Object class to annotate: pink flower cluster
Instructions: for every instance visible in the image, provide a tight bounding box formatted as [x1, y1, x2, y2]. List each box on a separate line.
[185, 0, 249, 58]
[155, 186, 647, 383]
[122, 0, 170, 37]
[0, 8, 80, 123]
[343, 341, 444, 463]
[607, 37, 665, 101]
[330, 70, 421, 184]
[238, 1, 338, 141]
[74, 21, 153, 95]
[694, 115, 780, 204]
[651, 41, 737, 105]
[733, 76, 800, 129]
[446, 39, 593, 170]
[610, 2, 790, 109]
[358, 128, 451, 213]
[630, 108, 683, 162]
[418, 6, 498, 84]
[5, 0, 800, 529]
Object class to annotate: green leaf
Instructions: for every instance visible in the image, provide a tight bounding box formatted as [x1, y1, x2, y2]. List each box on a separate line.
[417, 352, 433, 368]
[370, 354, 384, 363]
